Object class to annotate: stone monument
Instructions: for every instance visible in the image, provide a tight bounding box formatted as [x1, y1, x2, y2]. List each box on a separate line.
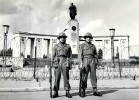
[65, 3, 79, 57]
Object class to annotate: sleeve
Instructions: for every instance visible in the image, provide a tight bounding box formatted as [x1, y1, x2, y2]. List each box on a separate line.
[69, 45, 72, 59]
[67, 45, 72, 59]
[78, 44, 83, 64]
[94, 44, 98, 58]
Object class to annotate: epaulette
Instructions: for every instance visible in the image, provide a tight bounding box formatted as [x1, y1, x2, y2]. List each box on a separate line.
[66, 43, 70, 47]
[80, 43, 86, 48]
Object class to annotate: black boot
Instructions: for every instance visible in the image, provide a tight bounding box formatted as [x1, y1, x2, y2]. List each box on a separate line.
[79, 88, 85, 97]
[93, 88, 102, 96]
[52, 91, 59, 98]
[66, 91, 72, 98]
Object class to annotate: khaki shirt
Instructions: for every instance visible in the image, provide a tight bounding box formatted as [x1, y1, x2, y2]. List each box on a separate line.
[52, 42, 72, 61]
[78, 41, 97, 63]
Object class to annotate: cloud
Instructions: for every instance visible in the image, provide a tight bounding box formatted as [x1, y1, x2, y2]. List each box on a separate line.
[0, 0, 74, 34]
[0, 0, 63, 34]
[80, 19, 109, 36]
[52, 0, 65, 9]
[0, 0, 139, 46]
[0, 0, 19, 14]
[0, 0, 32, 15]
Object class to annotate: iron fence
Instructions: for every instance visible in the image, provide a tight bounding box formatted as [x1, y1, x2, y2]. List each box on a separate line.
[0, 36, 139, 81]
[0, 58, 139, 81]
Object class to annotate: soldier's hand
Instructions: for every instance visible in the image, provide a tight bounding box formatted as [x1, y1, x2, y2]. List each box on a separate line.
[79, 63, 83, 69]
[95, 58, 98, 66]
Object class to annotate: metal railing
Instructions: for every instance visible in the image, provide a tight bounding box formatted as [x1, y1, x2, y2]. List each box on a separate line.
[0, 58, 139, 81]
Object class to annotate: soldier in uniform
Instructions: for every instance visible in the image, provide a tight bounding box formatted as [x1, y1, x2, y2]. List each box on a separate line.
[52, 32, 72, 98]
[78, 32, 102, 97]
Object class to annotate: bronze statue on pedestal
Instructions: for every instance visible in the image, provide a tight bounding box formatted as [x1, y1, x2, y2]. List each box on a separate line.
[69, 3, 77, 19]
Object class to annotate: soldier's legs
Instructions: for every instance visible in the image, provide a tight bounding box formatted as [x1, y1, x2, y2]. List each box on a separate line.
[61, 67, 72, 98]
[53, 66, 61, 92]
[83, 66, 90, 89]
[90, 59, 102, 96]
[79, 67, 89, 97]
[90, 61, 97, 88]
[61, 67, 71, 91]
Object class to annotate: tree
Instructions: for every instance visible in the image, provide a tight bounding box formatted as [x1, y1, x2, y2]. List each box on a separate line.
[98, 48, 103, 59]
[0, 48, 13, 56]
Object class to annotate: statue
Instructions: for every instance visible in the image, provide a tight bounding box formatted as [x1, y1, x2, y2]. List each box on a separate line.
[69, 3, 77, 19]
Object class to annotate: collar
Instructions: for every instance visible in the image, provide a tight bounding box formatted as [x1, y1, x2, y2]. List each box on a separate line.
[85, 41, 92, 46]
[58, 42, 67, 47]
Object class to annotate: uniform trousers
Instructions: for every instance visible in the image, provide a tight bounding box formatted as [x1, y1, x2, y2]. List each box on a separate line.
[80, 57, 97, 89]
[53, 57, 71, 91]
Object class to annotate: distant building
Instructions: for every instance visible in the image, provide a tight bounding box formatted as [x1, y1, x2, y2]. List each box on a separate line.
[79, 35, 130, 60]
[11, 32, 130, 60]
[12, 32, 57, 58]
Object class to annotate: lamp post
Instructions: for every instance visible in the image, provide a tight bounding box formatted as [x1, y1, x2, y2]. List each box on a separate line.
[109, 28, 115, 64]
[127, 36, 130, 59]
[3, 25, 10, 67]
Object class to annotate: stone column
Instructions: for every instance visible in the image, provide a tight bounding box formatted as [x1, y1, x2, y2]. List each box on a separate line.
[48, 39, 57, 57]
[30, 38, 36, 58]
[20, 37, 27, 58]
[12, 36, 20, 57]
[42, 39, 49, 58]
[36, 38, 42, 58]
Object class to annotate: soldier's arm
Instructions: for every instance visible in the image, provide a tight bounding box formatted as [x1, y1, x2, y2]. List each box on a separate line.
[94, 45, 99, 65]
[66, 45, 72, 69]
[67, 45, 72, 60]
[69, 45, 72, 59]
[94, 44, 98, 58]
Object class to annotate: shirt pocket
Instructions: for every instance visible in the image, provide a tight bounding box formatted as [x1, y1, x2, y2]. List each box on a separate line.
[83, 46, 92, 55]
[90, 46, 95, 54]
[63, 46, 69, 55]
[57, 47, 63, 55]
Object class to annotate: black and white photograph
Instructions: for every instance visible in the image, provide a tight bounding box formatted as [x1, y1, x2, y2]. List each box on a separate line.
[0, 0, 139, 100]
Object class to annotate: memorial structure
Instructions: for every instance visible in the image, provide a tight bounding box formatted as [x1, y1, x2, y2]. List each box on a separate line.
[8, 3, 130, 68]
[65, 3, 79, 58]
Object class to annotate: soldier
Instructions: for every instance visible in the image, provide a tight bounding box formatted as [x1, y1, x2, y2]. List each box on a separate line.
[78, 32, 102, 97]
[52, 32, 72, 98]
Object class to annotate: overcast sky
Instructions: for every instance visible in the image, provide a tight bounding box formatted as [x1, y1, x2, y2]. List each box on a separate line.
[0, 0, 139, 46]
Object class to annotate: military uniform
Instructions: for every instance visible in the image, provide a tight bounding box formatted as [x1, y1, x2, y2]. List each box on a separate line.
[78, 32, 102, 97]
[52, 42, 72, 91]
[52, 32, 72, 98]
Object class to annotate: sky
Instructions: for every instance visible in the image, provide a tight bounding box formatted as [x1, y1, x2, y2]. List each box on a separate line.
[0, 0, 139, 47]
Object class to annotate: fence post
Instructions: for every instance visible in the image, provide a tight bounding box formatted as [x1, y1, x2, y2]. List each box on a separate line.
[118, 59, 122, 79]
[117, 47, 122, 79]
[34, 46, 37, 79]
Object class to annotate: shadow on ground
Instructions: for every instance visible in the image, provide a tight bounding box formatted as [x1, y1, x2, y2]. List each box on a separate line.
[58, 89, 118, 97]
[72, 89, 118, 97]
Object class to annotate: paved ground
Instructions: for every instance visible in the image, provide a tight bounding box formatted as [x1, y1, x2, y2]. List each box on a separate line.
[0, 78, 139, 92]
[0, 89, 139, 100]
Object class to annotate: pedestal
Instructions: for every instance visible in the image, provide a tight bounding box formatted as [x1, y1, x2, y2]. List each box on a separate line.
[65, 19, 79, 56]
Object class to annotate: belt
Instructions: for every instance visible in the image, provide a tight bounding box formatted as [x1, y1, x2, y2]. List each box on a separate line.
[83, 55, 95, 58]
[57, 55, 67, 58]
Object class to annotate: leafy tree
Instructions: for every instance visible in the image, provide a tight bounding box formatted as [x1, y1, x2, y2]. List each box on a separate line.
[0, 48, 13, 56]
[98, 48, 103, 59]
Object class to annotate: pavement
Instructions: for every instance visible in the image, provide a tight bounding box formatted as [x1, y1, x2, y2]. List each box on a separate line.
[0, 78, 139, 92]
